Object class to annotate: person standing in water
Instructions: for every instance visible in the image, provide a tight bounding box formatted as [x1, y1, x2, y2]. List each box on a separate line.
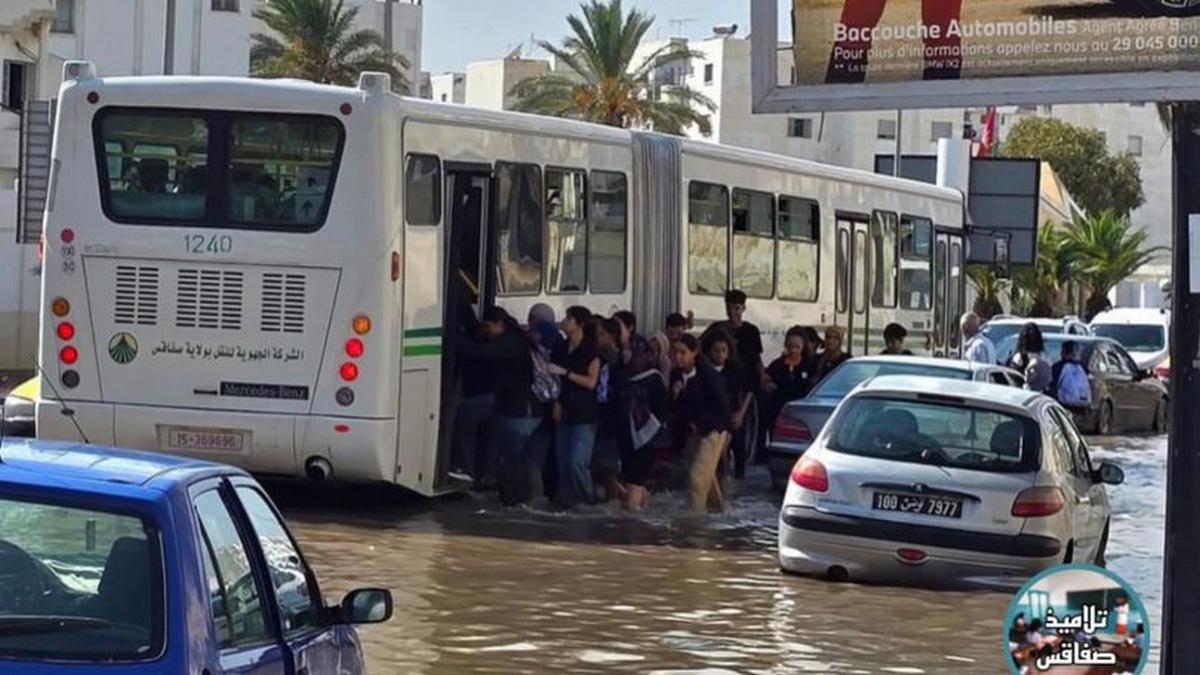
[548, 306, 602, 507]
[671, 334, 732, 514]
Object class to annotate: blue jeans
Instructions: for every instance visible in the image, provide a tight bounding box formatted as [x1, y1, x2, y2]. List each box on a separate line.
[555, 423, 597, 507]
[453, 393, 495, 480]
[495, 415, 542, 505]
[523, 420, 553, 501]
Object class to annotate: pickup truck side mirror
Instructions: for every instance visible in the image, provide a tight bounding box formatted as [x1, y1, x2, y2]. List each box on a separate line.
[339, 588, 393, 625]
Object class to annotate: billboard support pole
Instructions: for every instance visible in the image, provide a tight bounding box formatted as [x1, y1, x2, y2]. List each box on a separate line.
[894, 111, 902, 178]
[1164, 101, 1200, 675]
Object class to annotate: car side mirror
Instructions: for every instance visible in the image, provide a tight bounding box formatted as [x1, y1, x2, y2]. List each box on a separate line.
[340, 588, 393, 625]
[1096, 462, 1124, 486]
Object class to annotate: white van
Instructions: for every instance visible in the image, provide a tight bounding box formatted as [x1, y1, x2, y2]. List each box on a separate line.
[1089, 308, 1171, 370]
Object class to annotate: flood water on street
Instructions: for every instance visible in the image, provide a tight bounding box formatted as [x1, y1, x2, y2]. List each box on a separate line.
[274, 433, 1165, 675]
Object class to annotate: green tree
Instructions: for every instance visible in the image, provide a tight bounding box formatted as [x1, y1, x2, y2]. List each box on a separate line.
[1063, 211, 1167, 321]
[251, 0, 410, 93]
[508, 0, 715, 135]
[967, 265, 1009, 320]
[1011, 224, 1080, 318]
[1000, 118, 1144, 218]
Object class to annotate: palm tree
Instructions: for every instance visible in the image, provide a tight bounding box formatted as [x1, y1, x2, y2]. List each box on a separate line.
[251, 0, 410, 93]
[508, 0, 715, 135]
[1012, 224, 1080, 318]
[967, 265, 1009, 320]
[1063, 211, 1167, 321]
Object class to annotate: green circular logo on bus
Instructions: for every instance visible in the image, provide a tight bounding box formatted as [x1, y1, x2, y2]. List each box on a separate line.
[108, 332, 138, 364]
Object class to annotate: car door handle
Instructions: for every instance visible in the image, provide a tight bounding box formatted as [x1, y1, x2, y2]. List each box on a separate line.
[1077, 496, 1091, 505]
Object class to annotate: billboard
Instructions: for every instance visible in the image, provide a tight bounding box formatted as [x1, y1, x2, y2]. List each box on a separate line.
[749, 0, 1200, 112]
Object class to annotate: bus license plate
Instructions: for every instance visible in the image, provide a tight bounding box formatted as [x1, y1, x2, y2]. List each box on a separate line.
[872, 492, 963, 519]
[167, 428, 245, 452]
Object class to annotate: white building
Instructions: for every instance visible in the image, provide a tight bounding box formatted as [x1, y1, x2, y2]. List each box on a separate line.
[464, 56, 549, 111]
[429, 71, 464, 104]
[0, 0, 424, 371]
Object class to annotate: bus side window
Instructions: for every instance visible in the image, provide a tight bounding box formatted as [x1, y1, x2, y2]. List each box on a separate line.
[899, 215, 933, 311]
[494, 162, 543, 296]
[731, 188, 774, 300]
[777, 196, 819, 303]
[687, 181, 729, 296]
[545, 168, 588, 294]
[588, 171, 627, 294]
[405, 154, 441, 226]
[871, 210, 898, 308]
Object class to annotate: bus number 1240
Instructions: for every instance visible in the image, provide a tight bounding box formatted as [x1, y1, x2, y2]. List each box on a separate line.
[185, 234, 233, 254]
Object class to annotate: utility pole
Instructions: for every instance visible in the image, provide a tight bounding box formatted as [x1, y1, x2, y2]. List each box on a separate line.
[164, 0, 176, 75]
[893, 110, 903, 178]
[1163, 101, 1200, 675]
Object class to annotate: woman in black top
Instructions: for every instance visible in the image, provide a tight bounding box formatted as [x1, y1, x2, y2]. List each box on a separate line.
[671, 334, 732, 514]
[452, 307, 543, 506]
[814, 325, 852, 382]
[548, 306, 602, 507]
[703, 329, 753, 481]
[764, 326, 816, 434]
[593, 317, 626, 503]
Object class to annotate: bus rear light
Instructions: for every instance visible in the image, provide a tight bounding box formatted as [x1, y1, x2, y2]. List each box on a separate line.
[51, 297, 70, 317]
[56, 322, 75, 341]
[59, 346, 79, 365]
[352, 315, 371, 335]
[340, 103, 353, 116]
[61, 228, 75, 244]
[335, 387, 355, 406]
[86, 91, 99, 104]
[339, 363, 358, 382]
[345, 338, 364, 358]
[334, 424, 350, 434]
[61, 370, 80, 389]
[392, 251, 401, 281]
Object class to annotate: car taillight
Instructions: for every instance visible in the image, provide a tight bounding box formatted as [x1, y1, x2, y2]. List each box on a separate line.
[773, 410, 813, 442]
[1155, 364, 1170, 380]
[1012, 486, 1067, 518]
[790, 457, 829, 492]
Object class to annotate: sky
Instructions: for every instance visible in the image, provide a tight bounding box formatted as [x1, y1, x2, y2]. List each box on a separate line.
[422, 0, 792, 74]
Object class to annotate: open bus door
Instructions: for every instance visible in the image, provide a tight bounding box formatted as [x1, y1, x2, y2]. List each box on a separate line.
[435, 163, 494, 490]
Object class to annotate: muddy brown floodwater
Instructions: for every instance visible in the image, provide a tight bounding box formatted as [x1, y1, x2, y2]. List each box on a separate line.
[272, 435, 1164, 675]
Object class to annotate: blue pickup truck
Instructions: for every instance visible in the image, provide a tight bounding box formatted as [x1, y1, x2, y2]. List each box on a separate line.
[0, 438, 392, 674]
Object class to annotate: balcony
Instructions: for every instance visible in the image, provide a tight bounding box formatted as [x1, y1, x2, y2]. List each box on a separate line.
[0, 0, 54, 34]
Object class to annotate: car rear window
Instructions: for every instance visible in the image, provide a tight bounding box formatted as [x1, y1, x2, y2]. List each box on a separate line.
[1090, 324, 1166, 352]
[827, 395, 1042, 473]
[0, 495, 164, 662]
[811, 362, 972, 400]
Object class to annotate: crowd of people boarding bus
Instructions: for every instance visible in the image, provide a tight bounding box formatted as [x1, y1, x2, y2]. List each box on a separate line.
[449, 289, 869, 514]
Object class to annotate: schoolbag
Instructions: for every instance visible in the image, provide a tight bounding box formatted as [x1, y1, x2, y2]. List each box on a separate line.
[530, 345, 561, 403]
[1056, 361, 1092, 408]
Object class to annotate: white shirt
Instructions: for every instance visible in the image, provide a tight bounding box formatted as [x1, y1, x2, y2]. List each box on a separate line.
[963, 333, 997, 365]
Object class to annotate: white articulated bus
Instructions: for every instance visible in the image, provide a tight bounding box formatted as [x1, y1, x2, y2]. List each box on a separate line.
[36, 62, 967, 495]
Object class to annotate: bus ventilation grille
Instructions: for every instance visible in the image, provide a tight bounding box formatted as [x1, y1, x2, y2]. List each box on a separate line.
[114, 265, 160, 326]
[261, 272, 306, 334]
[175, 268, 244, 331]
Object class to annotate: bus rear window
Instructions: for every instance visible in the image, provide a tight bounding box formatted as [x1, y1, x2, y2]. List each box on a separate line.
[94, 108, 345, 231]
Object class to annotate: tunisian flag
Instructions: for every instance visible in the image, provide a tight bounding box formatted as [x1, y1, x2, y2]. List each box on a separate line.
[974, 107, 997, 158]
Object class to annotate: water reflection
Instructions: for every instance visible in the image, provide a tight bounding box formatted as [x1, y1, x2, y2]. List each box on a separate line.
[275, 433, 1165, 675]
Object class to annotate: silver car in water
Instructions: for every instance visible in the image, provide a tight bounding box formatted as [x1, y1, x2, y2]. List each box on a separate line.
[777, 376, 1124, 588]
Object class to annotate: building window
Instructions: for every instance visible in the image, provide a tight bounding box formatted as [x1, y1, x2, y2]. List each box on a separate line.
[589, 171, 627, 293]
[778, 196, 819, 302]
[494, 162, 544, 295]
[732, 189, 775, 299]
[404, 154, 441, 226]
[788, 118, 813, 139]
[930, 121, 953, 141]
[877, 118, 897, 140]
[687, 181, 729, 296]
[52, 0, 75, 32]
[871, 210, 898, 308]
[703, 63, 714, 84]
[545, 168, 589, 293]
[212, 0, 239, 11]
[1128, 135, 1143, 156]
[2, 61, 31, 111]
[440, 93, 447, 102]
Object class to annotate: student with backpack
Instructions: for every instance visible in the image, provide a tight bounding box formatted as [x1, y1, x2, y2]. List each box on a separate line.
[1052, 340, 1092, 416]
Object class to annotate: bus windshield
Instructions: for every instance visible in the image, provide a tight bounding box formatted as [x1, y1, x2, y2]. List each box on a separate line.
[94, 108, 345, 230]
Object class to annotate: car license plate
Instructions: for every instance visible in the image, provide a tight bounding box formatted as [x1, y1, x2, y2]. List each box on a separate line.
[872, 492, 963, 519]
[166, 427, 245, 452]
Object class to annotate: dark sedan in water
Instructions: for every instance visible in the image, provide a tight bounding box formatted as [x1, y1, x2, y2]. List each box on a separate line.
[995, 334, 1169, 435]
[766, 356, 1024, 491]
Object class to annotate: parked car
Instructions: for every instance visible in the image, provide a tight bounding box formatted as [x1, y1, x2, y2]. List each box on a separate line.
[767, 356, 1024, 492]
[0, 376, 36, 437]
[0, 438, 392, 674]
[777, 376, 1124, 587]
[980, 316, 1090, 354]
[995, 334, 1169, 435]
[1089, 307, 1170, 371]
